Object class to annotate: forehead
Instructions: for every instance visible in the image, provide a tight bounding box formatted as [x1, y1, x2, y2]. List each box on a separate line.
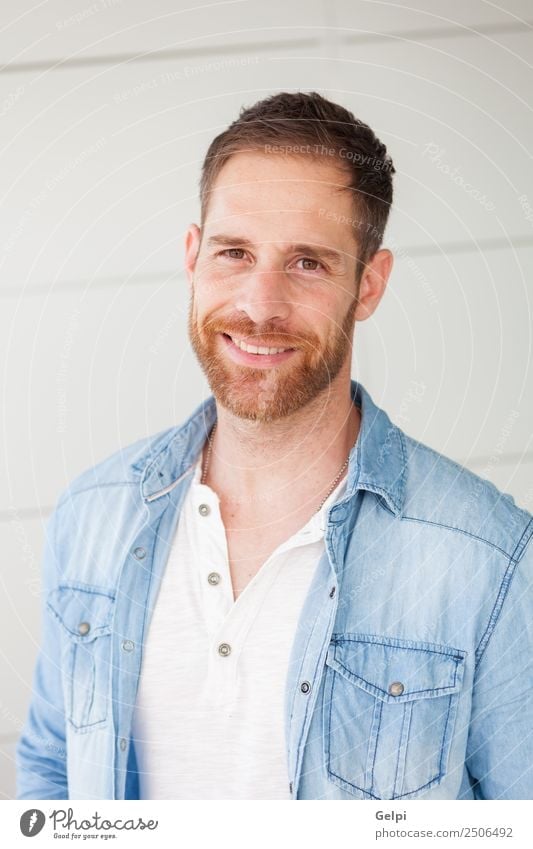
[204, 150, 357, 246]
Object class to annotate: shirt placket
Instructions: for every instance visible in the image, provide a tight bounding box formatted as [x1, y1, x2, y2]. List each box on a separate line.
[193, 476, 325, 706]
[192, 466, 347, 715]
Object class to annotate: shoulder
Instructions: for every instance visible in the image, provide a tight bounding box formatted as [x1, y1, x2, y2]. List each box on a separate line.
[53, 395, 214, 510]
[400, 431, 533, 562]
[54, 424, 179, 509]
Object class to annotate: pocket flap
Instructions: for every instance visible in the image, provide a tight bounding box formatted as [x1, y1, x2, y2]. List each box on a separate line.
[326, 634, 466, 703]
[47, 584, 115, 642]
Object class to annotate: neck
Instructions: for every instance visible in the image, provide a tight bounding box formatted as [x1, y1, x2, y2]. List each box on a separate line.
[203, 375, 360, 510]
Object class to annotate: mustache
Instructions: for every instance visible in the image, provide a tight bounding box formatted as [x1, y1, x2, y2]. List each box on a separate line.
[200, 316, 318, 350]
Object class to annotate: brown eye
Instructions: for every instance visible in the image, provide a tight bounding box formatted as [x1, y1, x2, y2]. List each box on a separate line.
[222, 248, 245, 259]
[297, 257, 322, 271]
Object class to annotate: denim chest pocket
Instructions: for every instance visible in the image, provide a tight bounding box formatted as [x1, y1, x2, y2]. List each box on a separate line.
[324, 634, 467, 800]
[47, 584, 115, 733]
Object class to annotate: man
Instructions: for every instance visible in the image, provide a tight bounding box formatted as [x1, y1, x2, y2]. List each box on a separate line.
[17, 91, 533, 800]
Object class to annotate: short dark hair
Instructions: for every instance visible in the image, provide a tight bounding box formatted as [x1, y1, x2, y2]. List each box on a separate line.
[199, 91, 395, 271]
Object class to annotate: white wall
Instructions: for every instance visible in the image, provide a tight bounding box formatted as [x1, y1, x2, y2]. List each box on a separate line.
[1, 0, 532, 798]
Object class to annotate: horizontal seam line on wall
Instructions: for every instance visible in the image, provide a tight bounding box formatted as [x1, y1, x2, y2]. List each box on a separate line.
[0, 36, 319, 74]
[342, 18, 533, 45]
[1, 18, 532, 75]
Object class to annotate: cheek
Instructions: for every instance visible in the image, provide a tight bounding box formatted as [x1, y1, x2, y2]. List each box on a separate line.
[194, 268, 238, 307]
[191, 287, 231, 337]
[318, 301, 354, 349]
[299, 291, 342, 333]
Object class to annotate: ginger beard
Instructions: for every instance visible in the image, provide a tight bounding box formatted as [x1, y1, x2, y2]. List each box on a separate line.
[188, 292, 359, 422]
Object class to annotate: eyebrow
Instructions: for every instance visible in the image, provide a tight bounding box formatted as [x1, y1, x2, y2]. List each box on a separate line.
[205, 234, 347, 268]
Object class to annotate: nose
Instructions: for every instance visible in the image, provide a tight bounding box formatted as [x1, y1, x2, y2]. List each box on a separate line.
[233, 269, 291, 325]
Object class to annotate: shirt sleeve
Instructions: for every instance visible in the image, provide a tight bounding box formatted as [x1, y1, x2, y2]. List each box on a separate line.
[15, 504, 69, 799]
[465, 523, 533, 799]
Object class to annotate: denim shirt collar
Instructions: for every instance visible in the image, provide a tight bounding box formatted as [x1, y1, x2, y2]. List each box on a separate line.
[346, 380, 406, 516]
[136, 380, 406, 517]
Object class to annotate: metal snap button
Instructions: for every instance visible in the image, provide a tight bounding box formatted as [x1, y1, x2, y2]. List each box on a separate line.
[133, 546, 146, 560]
[122, 640, 134, 652]
[218, 642, 231, 657]
[199, 503, 210, 517]
[78, 622, 90, 636]
[207, 572, 221, 585]
[300, 680, 311, 694]
[388, 681, 405, 696]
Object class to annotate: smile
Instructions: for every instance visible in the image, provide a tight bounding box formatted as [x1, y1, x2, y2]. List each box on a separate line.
[228, 334, 293, 355]
[220, 333, 297, 366]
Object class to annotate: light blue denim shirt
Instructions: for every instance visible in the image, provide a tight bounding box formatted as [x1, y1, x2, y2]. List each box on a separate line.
[16, 380, 533, 800]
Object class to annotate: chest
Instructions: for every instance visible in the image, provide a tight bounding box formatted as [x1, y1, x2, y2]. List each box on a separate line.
[223, 510, 316, 600]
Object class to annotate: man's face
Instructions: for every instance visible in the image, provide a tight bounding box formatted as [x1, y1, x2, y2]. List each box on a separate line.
[186, 150, 363, 422]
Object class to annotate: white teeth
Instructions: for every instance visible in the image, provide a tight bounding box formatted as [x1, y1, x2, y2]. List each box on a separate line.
[230, 336, 290, 355]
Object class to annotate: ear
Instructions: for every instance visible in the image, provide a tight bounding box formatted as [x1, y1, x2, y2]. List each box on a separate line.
[354, 248, 394, 322]
[184, 223, 202, 289]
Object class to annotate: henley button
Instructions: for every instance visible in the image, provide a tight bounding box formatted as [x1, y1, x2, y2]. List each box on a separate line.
[122, 640, 134, 652]
[207, 572, 221, 585]
[329, 586, 336, 598]
[389, 681, 405, 696]
[119, 738, 127, 751]
[78, 622, 90, 636]
[199, 503, 210, 517]
[218, 642, 231, 657]
[133, 546, 146, 560]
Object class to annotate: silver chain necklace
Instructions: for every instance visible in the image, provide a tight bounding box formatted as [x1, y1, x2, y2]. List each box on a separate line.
[200, 421, 350, 512]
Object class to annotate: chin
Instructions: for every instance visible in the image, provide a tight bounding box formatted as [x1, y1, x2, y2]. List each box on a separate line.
[212, 381, 313, 423]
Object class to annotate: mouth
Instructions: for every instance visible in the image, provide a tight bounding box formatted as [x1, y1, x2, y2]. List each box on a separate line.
[220, 333, 297, 366]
